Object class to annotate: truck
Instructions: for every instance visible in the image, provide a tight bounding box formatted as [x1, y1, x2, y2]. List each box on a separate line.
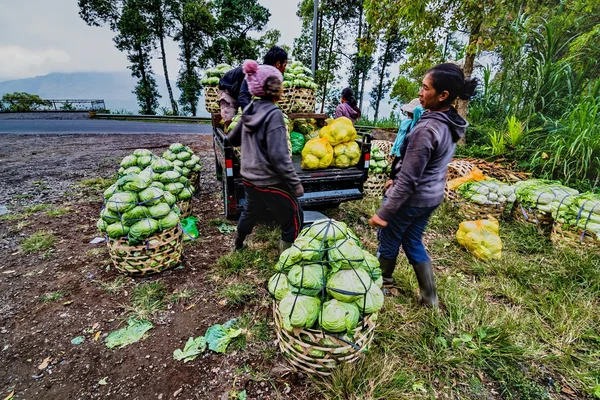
[213, 113, 373, 220]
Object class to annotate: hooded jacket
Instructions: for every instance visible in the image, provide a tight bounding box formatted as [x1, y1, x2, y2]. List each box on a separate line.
[219, 66, 252, 111]
[228, 100, 302, 194]
[334, 102, 360, 124]
[376, 107, 467, 222]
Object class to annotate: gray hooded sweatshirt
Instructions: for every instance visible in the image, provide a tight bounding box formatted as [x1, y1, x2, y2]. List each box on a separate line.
[376, 107, 468, 222]
[228, 100, 302, 192]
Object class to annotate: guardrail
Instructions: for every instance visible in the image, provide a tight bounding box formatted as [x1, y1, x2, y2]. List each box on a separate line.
[93, 113, 211, 123]
[0, 99, 106, 112]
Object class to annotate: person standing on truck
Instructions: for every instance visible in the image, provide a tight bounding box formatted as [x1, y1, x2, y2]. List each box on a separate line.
[334, 87, 361, 124]
[228, 60, 304, 253]
[219, 46, 288, 129]
[368, 63, 478, 308]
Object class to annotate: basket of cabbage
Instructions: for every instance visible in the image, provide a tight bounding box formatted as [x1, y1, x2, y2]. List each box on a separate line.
[364, 143, 392, 198]
[268, 219, 381, 375]
[201, 64, 232, 113]
[551, 192, 600, 246]
[456, 179, 516, 220]
[279, 61, 318, 113]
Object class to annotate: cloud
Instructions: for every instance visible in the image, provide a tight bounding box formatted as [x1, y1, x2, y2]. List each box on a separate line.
[0, 45, 71, 80]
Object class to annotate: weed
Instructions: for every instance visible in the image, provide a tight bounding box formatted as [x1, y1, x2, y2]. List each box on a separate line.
[218, 283, 256, 306]
[79, 177, 116, 190]
[8, 221, 30, 233]
[215, 249, 274, 277]
[169, 288, 197, 304]
[40, 291, 65, 303]
[24, 204, 52, 214]
[21, 230, 57, 253]
[126, 282, 168, 320]
[46, 207, 70, 217]
[14, 194, 33, 200]
[97, 276, 128, 294]
[0, 213, 27, 222]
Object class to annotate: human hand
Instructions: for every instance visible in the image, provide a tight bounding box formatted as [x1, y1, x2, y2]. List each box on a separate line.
[368, 214, 388, 228]
[293, 184, 304, 198]
[384, 179, 393, 190]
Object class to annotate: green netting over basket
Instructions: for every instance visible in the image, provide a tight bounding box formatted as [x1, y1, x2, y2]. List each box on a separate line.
[267, 218, 383, 375]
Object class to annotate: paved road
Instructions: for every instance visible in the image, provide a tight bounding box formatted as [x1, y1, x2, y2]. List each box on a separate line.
[0, 120, 213, 134]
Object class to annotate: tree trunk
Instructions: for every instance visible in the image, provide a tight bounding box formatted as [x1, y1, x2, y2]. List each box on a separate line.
[373, 37, 392, 122]
[138, 47, 153, 115]
[319, 18, 338, 113]
[159, 33, 179, 115]
[358, 23, 371, 110]
[456, 21, 481, 143]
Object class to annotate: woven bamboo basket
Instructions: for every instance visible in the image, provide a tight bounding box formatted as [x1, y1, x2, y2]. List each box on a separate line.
[177, 200, 193, 219]
[511, 202, 553, 234]
[551, 223, 599, 247]
[273, 302, 376, 376]
[364, 173, 388, 198]
[188, 172, 199, 188]
[279, 87, 316, 114]
[445, 160, 476, 202]
[371, 140, 394, 164]
[457, 200, 508, 220]
[107, 226, 183, 276]
[204, 86, 220, 114]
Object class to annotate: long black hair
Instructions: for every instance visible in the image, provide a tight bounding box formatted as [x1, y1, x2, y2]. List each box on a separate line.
[341, 87, 361, 117]
[426, 63, 478, 105]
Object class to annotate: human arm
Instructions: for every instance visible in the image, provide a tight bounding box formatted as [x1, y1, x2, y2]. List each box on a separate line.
[238, 80, 251, 112]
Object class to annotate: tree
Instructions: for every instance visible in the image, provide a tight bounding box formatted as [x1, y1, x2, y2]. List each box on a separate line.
[1, 92, 51, 112]
[170, 0, 215, 115]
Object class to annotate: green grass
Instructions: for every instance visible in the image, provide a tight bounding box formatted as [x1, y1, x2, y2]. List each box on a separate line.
[21, 230, 57, 253]
[169, 288, 197, 304]
[218, 283, 256, 306]
[46, 207, 70, 217]
[39, 291, 65, 303]
[125, 281, 168, 320]
[23, 204, 52, 214]
[215, 248, 275, 278]
[96, 276, 128, 294]
[0, 213, 27, 221]
[78, 177, 116, 190]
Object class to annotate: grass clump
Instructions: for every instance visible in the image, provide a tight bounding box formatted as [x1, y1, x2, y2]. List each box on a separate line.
[21, 230, 57, 253]
[125, 281, 168, 320]
[39, 291, 65, 303]
[218, 283, 256, 306]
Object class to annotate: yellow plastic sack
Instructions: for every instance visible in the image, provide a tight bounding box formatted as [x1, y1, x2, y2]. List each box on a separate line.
[456, 218, 502, 260]
[447, 167, 486, 190]
[319, 117, 357, 146]
[332, 141, 361, 168]
[301, 138, 334, 169]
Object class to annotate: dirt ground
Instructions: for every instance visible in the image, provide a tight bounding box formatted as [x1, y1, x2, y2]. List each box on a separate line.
[0, 134, 313, 400]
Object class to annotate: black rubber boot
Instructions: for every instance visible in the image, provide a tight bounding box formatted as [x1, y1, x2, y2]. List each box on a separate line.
[234, 235, 246, 252]
[278, 240, 293, 253]
[378, 257, 397, 287]
[412, 261, 439, 308]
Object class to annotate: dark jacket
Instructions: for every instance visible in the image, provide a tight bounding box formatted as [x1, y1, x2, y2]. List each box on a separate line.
[228, 100, 303, 195]
[334, 102, 360, 124]
[219, 66, 252, 111]
[377, 107, 467, 221]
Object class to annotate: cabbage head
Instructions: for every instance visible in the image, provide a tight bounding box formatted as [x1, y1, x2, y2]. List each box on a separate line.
[278, 236, 323, 270]
[151, 158, 173, 173]
[97, 218, 108, 232]
[120, 155, 138, 169]
[163, 150, 177, 162]
[176, 151, 191, 161]
[181, 167, 191, 177]
[179, 176, 189, 185]
[169, 143, 185, 153]
[137, 156, 154, 169]
[158, 212, 179, 231]
[279, 294, 321, 331]
[355, 284, 384, 314]
[328, 238, 365, 272]
[118, 174, 150, 192]
[163, 191, 177, 206]
[147, 202, 171, 218]
[121, 205, 150, 226]
[301, 138, 333, 169]
[122, 166, 142, 176]
[160, 170, 181, 183]
[173, 160, 184, 168]
[138, 187, 165, 206]
[287, 264, 326, 296]
[106, 192, 137, 214]
[178, 185, 194, 201]
[332, 141, 360, 168]
[129, 218, 159, 240]
[300, 219, 347, 246]
[360, 250, 382, 280]
[327, 269, 372, 303]
[133, 149, 153, 157]
[319, 299, 360, 333]
[149, 181, 165, 190]
[268, 273, 290, 301]
[193, 164, 202, 172]
[103, 183, 118, 199]
[184, 156, 200, 168]
[106, 222, 129, 239]
[165, 182, 184, 195]
[100, 207, 120, 223]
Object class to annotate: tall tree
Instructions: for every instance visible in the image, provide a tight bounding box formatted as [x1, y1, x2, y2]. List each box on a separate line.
[170, 0, 215, 115]
[145, 0, 179, 115]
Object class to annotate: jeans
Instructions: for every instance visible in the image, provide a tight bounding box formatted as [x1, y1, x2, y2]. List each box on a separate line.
[377, 202, 438, 264]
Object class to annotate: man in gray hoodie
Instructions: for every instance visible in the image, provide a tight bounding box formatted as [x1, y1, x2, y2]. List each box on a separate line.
[228, 60, 304, 252]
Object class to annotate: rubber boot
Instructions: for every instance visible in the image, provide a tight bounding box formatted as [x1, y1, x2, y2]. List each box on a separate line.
[412, 261, 439, 308]
[234, 235, 246, 252]
[278, 240, 293, 253]
[378, 257, 397, 287]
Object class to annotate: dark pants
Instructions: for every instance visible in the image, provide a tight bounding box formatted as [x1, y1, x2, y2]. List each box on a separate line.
[237, 181, 303, 243]
[377, 203, 438, 264]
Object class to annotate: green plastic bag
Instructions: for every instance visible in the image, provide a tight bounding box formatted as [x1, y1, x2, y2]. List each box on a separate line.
[181, 216, 199, 241]
[290, 131, 305, 154]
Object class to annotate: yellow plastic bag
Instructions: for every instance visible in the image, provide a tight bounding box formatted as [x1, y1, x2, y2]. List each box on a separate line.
[319, 117, 357, 146]
[456, 218, 502, 260]
[301, 138, 333, 169]
[447, 167, 486, 190]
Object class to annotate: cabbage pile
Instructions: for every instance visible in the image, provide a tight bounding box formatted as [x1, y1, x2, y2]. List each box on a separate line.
[283, 61, 318, 90]
[162, 143, 202, 178]
[457, 180, 516, 205]
[201, 64, 232, 87]
[118, 149, 157, 176]
[514, 179, 579, 215]
[268, 219, 384, 336]
[369, 145, 390, 174]
[551, 193, 600, 239]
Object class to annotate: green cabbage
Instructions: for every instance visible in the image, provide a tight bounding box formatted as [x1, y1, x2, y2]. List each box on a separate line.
[355, 284, 384, 314]
[120, 155, 138, 168]
[287, 264, 326, 296]
[106, 192, 138, 214]
[278, 236, 323, 270]
[122, 166, 142, 176]
[138, 187, 165, 206]
[327, 269, 372, 303]
[181, 167, 191, 177]
[178, 185, 194, 201]
[129, 218, 159, 240]
[300, 218, 348, 246]
[100, 207, 120, 223]
[148, 202, 171, 218]
[118, 174, 150, 192]
[184, 157, 199, 168]
[169, 143, 186, 153]
[279, 294, 321, 331]
[165, 182, 184, 195]
[328, 238, 365, 272]
[268, 273, 291, 301]
[179, 176, 189, 185]
[133, 149, 153, 157]
[163, 151, 177, 162]
[151, 158, 174, 173]
[121, 206, 150, 226]
[106, 222, 129, 239]
[360, 250, 382, 280]
[173, 160, 184, 168]
[163, 191, 177, 206]
[319, 299, 360, 333]
[176, 151, 191, 161]
[149, 181, 165, 190]
[158, 212, 179, 231]
[160, 170, 181, 183]
[103, 183, 118, 199]
[97, 219, 108, 232]
[137, 156, 154, 168]
[193, 164, 202, 172]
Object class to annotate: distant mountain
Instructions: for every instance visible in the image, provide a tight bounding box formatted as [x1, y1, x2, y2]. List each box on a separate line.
[0, 72, 209, 116]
